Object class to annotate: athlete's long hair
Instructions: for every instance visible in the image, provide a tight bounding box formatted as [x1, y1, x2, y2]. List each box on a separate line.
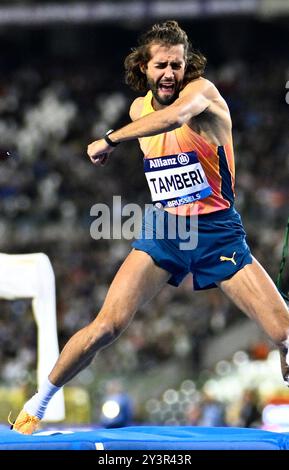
[125, 20, 207, 92]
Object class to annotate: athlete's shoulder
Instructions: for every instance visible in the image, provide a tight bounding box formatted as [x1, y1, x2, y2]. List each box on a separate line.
[180, 77, 219, 98]
[129, 97, 144, 121]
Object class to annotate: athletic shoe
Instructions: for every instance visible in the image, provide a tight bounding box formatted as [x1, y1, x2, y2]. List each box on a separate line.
[9, 409, 40, 435]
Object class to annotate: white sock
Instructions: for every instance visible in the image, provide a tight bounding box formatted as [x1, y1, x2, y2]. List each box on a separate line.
[24, 378, 61, 420]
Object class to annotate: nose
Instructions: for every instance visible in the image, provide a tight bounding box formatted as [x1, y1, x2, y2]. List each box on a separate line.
[163, 66, 174, 79]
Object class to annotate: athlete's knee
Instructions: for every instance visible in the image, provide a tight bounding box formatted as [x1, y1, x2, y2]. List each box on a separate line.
[264, 302, 289, 344]
[279, 344, 289, 385]
[271, 314, 289, 385]
[99, 302, 135, 333]
[98, 319, 121, 341]
[274, 323, 289, 347]
[99, 316, 127, 341]
[86, 317, 123, 352]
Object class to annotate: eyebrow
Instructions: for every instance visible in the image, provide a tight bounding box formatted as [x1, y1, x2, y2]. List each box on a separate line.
[154, 61, 183, 66]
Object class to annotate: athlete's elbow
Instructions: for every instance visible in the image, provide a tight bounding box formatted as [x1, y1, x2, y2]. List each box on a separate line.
[169, 107, 192, 127]
[172, 111, 191, 128]
[177, 112, 191, 126]
[164, 112, 185, 130]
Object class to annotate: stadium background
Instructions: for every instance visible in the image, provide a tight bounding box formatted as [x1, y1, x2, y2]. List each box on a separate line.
[0, 0, 288, 429]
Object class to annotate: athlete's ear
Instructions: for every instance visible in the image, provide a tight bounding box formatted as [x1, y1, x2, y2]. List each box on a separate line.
[139, 63, 146, 74]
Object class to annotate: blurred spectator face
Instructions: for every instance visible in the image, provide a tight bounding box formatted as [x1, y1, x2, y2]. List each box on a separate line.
[142, 43, 186, 106]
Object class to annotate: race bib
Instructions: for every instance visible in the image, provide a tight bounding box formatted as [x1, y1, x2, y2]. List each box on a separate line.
[144, 151, 212, 208]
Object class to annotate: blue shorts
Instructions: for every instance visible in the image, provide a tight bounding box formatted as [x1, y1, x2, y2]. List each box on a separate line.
[132, 206, 252, 290]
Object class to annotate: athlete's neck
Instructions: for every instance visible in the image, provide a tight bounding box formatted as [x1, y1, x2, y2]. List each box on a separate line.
[151, 96, 166, 111]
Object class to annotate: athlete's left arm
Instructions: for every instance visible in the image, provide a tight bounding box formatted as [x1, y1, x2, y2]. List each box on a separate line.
[87, 78, 213, 163]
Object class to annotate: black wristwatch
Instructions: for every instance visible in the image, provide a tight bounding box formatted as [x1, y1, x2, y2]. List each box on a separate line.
[104, 129, 119, 147]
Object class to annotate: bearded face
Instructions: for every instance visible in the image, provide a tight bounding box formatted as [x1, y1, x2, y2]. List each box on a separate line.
[143, 43, 186, 107]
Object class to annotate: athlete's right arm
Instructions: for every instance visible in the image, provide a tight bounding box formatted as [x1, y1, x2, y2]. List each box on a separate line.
[87, 80, 222, 161]
[89, 78, 214, 152]
[87, 98, 143, 165]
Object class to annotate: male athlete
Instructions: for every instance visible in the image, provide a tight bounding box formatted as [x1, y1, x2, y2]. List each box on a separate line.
[12, 20, 289, 434]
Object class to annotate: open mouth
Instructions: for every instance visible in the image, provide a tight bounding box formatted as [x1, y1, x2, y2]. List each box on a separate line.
[158, 83, 175, 94]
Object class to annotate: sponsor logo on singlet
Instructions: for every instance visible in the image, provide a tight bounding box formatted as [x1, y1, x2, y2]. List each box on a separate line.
[144, 151, 212, 208]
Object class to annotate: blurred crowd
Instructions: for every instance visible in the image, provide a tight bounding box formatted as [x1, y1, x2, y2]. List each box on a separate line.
[0, 21, 288, 425]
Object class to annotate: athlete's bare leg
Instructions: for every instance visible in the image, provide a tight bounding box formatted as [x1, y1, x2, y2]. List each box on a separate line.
[49, 249, 170, 386]
[218, 257, 289, 383]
